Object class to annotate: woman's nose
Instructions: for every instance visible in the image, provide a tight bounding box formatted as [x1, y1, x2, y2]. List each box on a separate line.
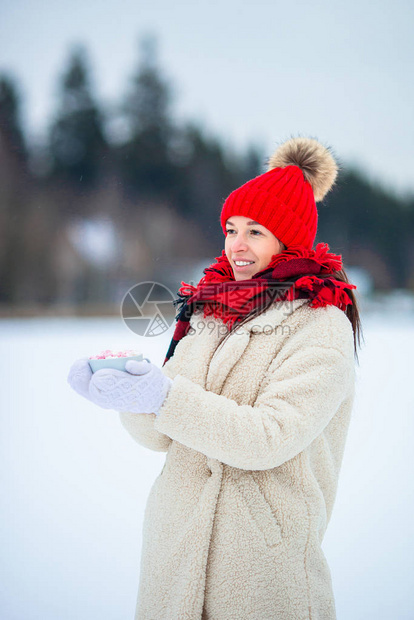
[231, 234, 248, 251]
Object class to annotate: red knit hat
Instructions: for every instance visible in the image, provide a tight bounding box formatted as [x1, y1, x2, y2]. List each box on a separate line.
[220, 137, 339, 249]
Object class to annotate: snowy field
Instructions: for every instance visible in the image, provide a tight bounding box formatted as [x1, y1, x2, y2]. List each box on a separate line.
[1, 310, 413, 620]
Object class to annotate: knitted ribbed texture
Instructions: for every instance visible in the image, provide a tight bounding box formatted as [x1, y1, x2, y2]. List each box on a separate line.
[220, 165, 318, 249]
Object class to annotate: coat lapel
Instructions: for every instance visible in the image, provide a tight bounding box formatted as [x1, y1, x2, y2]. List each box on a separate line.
[205, 299, 307, 393]
[205, 327, 250, 393]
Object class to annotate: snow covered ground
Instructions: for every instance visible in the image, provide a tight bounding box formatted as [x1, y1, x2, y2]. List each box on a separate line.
[0, 310, 413, 619]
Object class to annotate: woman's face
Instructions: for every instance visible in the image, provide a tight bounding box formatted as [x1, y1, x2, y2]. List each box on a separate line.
[224, 215, 284, 281]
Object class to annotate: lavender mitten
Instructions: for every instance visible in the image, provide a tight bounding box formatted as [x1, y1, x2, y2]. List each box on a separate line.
[88, 360, 173, 415]
[67, 357, 94, 402]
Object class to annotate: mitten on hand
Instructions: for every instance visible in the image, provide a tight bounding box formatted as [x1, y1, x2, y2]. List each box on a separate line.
[88, 360, 173, 415]
[67, 357, 93, 402]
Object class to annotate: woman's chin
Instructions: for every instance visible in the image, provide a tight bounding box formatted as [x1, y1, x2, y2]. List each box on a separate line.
[232, 266, 257, 280]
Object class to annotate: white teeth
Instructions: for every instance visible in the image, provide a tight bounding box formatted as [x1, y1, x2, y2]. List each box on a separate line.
[235, 261, 254, 266]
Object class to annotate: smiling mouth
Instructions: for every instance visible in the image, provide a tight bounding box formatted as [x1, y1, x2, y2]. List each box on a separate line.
[233, 260, 255, 266]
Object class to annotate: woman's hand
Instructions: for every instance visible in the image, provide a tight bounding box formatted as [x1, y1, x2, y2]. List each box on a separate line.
[67, 357, 94, 402]
[88, 360, 173, 415]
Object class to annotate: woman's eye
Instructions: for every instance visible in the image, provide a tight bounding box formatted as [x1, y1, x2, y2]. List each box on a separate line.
[225, 228, 261, 236]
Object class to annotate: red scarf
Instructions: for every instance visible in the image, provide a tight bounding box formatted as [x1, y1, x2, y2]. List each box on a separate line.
[164, 242, 356, 364]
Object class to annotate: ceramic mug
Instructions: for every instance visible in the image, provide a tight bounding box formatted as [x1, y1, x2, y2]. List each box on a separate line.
[88, 353, 151, 373]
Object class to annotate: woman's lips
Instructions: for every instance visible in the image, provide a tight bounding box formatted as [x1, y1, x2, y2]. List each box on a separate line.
[233, 260, 255, 272]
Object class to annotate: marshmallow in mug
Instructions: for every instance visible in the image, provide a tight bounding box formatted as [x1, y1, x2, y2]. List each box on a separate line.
[88, 349, 149, 372]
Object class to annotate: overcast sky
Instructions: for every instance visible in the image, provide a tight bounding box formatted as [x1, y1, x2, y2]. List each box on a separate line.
[1, 0, 413, 196]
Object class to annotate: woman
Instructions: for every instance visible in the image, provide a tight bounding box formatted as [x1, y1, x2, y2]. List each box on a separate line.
[68, 137, 361, 620]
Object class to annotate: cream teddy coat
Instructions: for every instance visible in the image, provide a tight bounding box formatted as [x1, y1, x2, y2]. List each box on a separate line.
[120, 298, 356, 620]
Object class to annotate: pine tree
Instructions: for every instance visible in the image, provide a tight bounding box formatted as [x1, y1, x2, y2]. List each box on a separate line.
[49, 46, 106, 186]
[0, 74, 28, 303]
[0, 74, 27, 162]
[118, 34, 175, 195]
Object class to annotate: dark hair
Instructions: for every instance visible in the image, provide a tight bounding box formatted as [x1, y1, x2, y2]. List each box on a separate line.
[221, 263, 363, 363]
[319, 266, 363, 361]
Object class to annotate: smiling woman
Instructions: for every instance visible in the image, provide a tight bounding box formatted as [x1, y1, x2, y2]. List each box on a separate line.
[68, 136, 362, 620]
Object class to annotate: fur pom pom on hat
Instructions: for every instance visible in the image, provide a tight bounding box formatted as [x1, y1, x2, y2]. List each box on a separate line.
[220, 137, 339, 249]
[267, 137, 338, 202]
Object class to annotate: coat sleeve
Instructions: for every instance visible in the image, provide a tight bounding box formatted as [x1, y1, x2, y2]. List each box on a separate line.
[118, 412, 171, 452]
[118, 347, 182, 453]
[153, 313, 355, 470]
